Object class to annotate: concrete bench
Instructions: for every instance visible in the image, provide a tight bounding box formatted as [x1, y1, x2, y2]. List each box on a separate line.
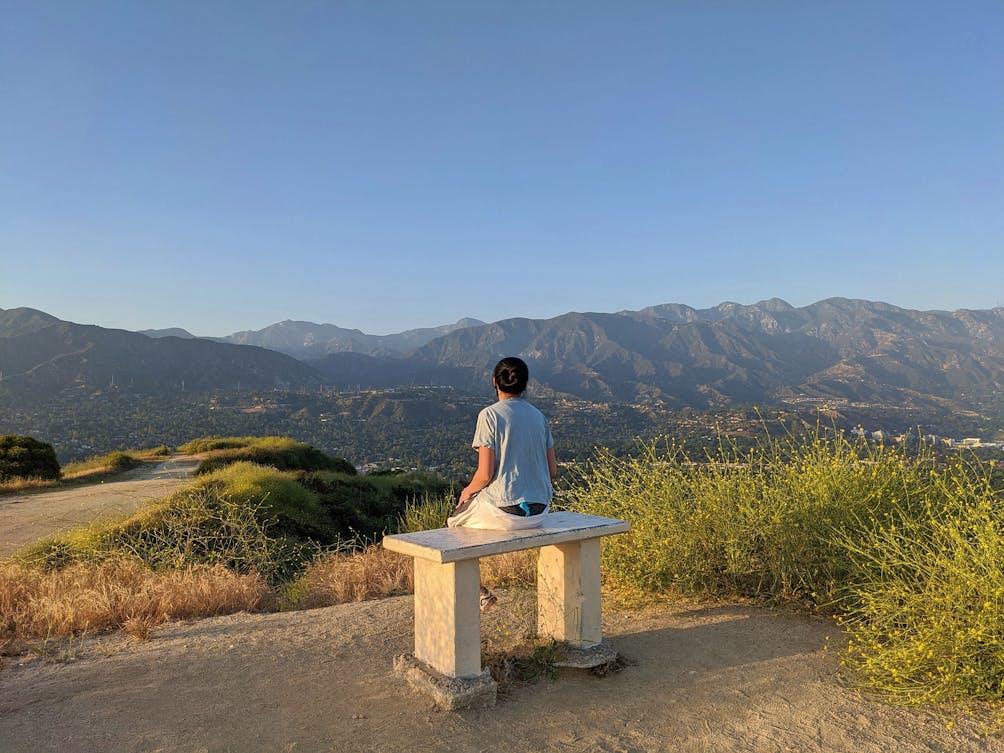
[382, 510, 630, 708]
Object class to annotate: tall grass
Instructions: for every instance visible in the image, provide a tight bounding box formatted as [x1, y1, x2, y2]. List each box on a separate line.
[0, 558, 268, 641]
[289, 545, 414, 609]
[397, 495, 537, 588]
[178, 436, 259, 454]
[564, 431, 1004, 707]
[836, 460, 1004, 705]
[563, 433, 934, 601]
[0, 476, 59, 494]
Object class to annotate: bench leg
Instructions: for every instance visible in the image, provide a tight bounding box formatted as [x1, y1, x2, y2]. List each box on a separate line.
[413, 558, 482, 678]
[537, 538, 602, 648]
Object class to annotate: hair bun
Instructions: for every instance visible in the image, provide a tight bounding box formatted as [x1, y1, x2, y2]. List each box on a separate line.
[492, 357, 529, 395]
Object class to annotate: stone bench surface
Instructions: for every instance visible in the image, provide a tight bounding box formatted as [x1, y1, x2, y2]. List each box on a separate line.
[382, 510, 629, 564]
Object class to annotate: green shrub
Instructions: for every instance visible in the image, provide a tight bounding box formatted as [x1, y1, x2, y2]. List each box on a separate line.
[302, 470, 455, 539]
[17, 462, 329, 584]
[836, 460, 1004, 705]
[62, 450, 143, 478]
[178, 436, 259, 454]
[398, 494, 455, 532]
[564, 431, 1004, 709]
[193, 461, 332, 543]
[189, 436, 356, 476]
[562, 433, 932, 601]
[0, 435, 61, 482]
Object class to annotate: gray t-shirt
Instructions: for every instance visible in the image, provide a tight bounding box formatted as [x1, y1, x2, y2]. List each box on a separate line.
[472, 397, 554, 508]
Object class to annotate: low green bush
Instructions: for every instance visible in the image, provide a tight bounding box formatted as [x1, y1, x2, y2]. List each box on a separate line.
[398, 494, 455, 533]
[18, 462, 327, 584]
[302, 470, 455, 539]
[0, 435, 61, 482]
[178, 436, 259, 454]
[189, 436, 356, 476]
[63, 450, 142, 477]
[18, 461, 457, 584]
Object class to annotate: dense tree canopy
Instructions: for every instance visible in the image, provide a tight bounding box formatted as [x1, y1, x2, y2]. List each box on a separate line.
[0, 435, 61, 481]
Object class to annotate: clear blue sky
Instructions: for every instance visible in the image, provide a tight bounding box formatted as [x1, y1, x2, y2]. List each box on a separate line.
[2, 1, 1002, 336]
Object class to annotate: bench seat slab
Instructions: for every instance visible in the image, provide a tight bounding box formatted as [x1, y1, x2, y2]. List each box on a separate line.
[383, 511, 629, 563]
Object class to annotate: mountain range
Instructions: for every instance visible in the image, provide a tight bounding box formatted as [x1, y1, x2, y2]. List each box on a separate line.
[0, 308, 318, 399]
[217, 317, 485, 359]
[2, 299, 1003, 412]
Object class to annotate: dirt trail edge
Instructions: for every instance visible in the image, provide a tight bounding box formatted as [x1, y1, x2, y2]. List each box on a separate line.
[0, 595, 993, 753]
[0, 454, 199, 557]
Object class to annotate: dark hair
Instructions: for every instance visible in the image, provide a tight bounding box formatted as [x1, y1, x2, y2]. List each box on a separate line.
[493, 356, 529, 396]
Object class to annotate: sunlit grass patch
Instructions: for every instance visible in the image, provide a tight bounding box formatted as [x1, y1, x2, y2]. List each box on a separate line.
[61, 450, 142, 479]
[178, 436, 260, 454]
[0, 476, 60, 495]
[0, 558, 268, 641]
[561, 432, 935, 603]
[16, 463, 323, 585]
[836, 464, 1004, 706]
[563, 428, 1004, 712]
[286, 544, 413, 609]
[180, 435, 356, 476]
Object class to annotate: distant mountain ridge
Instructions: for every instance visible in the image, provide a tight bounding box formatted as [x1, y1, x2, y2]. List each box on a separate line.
[0, 308, 319, 399]
[138, 327, 197, 339]
[219, 317, 485, 359]
[312, 298, 1004, 409]
[3, 300, 1003, 412]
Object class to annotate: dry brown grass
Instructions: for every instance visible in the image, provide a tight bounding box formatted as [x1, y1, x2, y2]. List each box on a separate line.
[2, 535, 541, 647]
[0, 558, 270, 641]
[291, 545, 538, 610]
[480, 550, 537, 588]
[292, 546, 414, 609]
[0, 477, 60, 495]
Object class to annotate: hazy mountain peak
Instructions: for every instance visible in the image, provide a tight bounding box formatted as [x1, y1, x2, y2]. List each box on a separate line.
[219, 316, 486, 360]
[0, 307, 61, 337]
[755, 298, 794, 312]
[138, 327, 196, 339]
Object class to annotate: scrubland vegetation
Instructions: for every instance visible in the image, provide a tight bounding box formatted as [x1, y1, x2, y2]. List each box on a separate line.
[562, 433, 1004, 709]
[2, 431, 1002, 718]
[179, 435, 357, 476]
[0, 435, 61, 491]
[0, 437, 172, 494]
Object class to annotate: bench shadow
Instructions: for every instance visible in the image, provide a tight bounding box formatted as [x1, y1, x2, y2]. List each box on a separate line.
[604, 604, 832, 679]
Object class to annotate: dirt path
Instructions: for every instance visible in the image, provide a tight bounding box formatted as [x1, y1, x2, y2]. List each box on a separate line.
[0, 455, 198, 557]
[0, 593, 995, 753]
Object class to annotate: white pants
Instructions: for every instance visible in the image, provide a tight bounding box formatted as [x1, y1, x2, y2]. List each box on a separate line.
[447, 494, 549, 531]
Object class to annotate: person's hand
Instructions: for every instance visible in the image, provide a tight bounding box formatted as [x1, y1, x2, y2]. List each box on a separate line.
[457, 487, 476, 508]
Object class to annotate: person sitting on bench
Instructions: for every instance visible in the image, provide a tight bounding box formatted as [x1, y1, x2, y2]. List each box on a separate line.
[449, 357, 559, 610]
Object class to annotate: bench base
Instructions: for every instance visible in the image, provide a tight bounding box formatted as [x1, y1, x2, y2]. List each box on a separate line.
[553, 641, 620, 670]
[394, 653, 497, 710]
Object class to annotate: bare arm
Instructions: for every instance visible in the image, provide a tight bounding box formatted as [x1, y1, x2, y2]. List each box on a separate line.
[458, 446, 495, 505]
[547, 446, 558, 480]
